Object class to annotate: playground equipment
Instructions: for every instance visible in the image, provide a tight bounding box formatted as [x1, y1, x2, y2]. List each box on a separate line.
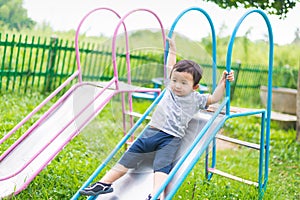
[72, 7, 273, 200]
[205, 10, 273, 200]
[0, 7, 162, 198]
[0, 6, 273, 200]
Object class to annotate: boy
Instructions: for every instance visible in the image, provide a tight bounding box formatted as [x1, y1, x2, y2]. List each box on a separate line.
[80, 37, 234, 200]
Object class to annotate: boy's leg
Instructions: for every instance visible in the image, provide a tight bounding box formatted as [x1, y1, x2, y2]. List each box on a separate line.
[81, 127, 155, 197]
[80, 132, 148, 196]
[149, 133, 181, 200]
[100, 163, 128, 183]
[151, 171, 168, 200]
[80, 164, 128, 196]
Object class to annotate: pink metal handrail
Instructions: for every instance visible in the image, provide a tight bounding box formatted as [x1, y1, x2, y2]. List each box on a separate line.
[0, 78, 116, 181]
[0, 7, 126, 180]
[111, 8, 166, 89]
[15, 86, 123, 195]
[111, 8, 166, 138]
[1, 80, 161, 186]
[1, 7, 167, 195]
[0, 71, 79, 146]
[74, 7, 127, 83]
[0, 7, 124, 159]
[14, 84, 161, 195]
[74, 7, 130, 140]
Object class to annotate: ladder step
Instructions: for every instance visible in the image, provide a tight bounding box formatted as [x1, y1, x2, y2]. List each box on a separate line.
[216, 134, 260, 150]
[132, 92, 157, 100]
[208, 168, 259, 187]
[125, 111, 151, 120]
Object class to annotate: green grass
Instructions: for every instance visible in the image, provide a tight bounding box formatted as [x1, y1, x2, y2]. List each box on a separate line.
[174, 116, 299, 200]
[0, 93, 299, 200]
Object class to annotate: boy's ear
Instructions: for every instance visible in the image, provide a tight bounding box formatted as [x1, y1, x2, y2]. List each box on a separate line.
[193, 84, 199, 90]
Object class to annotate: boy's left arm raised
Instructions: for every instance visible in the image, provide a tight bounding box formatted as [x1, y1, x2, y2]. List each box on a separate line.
[166, 36, 176, 77]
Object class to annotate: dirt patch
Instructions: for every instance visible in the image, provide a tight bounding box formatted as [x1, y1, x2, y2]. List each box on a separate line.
[216, 139, 238, 150]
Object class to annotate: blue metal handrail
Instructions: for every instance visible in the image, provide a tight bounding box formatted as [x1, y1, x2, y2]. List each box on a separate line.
[207, 8, 273, 198]
[156, 8, 273, 200]
[165, 6, 217, 91]
[225, 9, 273, 117]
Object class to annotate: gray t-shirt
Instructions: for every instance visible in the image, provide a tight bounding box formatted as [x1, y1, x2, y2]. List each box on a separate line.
[149, 87, 209, 138]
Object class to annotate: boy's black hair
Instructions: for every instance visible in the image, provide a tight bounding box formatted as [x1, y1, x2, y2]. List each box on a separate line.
[171, 60, 203, 86]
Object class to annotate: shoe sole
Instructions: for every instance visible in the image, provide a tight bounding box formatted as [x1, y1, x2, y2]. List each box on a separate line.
[79, 187, 113, 196]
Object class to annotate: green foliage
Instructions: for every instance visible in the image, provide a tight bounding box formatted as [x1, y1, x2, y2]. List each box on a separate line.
[0, 0, 35, 31]
[111, 30, 300, 69]
[275, 42, 300, 68]
[0, 29, 298, 107]
[119, 29, 300, 69]
[205, 0, 300, 18]
[2, 23, 300, 69]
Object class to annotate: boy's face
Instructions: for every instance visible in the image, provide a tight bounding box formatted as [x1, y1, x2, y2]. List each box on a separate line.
[170, 71, 198, 97]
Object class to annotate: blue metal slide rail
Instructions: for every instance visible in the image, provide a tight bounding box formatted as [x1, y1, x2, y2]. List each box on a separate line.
[153, 8, 273, 200]
[205, 9, 273, 199]
[164, 7, 217, 91]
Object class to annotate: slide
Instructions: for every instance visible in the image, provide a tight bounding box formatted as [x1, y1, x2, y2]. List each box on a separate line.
[0, 82, 115, 198]
[73, 7, 273, 199]
[92, 110, 226, 200]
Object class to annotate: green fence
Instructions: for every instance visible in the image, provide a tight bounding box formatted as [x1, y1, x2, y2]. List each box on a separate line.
[0, 33, 298, 107]
[0, 33, 164, 94]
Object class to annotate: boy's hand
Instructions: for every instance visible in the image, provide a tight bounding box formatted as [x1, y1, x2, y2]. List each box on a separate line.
[166, 34, 177, 69]
[220, 70, 234, 87]
[166, 34, 176, 53]
[207, 70, 235, 105]
[225, 70, 234, 82]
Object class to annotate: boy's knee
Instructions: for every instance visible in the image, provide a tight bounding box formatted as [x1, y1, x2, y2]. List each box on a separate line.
[113, 163, 129, 173]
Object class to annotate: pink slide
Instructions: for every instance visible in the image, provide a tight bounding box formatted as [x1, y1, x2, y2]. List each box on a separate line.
[0, 82, 114, 197]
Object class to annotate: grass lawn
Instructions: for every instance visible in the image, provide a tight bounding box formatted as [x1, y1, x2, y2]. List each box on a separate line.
[0, 92, 299, 200]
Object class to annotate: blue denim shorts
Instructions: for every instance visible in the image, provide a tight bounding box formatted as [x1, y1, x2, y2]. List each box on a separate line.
[118, 127, 181, 174]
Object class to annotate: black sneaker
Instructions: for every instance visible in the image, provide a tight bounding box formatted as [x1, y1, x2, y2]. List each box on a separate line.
[145, 194, 152, 200]
[145, 194, 160, 200]
[79, 182, 113, 196]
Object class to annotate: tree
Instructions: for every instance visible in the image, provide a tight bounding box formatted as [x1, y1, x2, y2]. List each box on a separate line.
[0, 0, 35, 30]
[205, 0, 300, 18]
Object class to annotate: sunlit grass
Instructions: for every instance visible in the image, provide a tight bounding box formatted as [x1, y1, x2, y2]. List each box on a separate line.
[1, 93, 299, 200]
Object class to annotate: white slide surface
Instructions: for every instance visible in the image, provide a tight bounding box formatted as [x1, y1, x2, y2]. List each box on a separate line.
[95, 111, 225, 200]
[0, 83, 114, 198]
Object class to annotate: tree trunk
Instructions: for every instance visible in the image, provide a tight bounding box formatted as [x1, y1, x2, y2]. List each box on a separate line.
[297, 65, 300, 142]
